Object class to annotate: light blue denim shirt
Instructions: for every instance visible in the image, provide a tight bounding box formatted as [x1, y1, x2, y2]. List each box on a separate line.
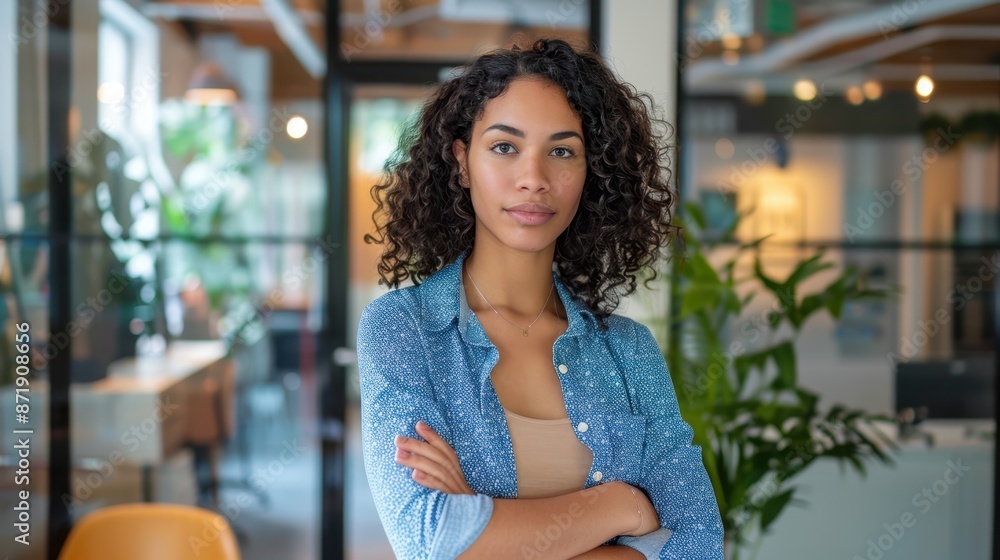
[357, 249, 724, 560]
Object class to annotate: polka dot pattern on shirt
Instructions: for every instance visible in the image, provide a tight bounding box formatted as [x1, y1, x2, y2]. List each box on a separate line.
[357, 248, 724, 559]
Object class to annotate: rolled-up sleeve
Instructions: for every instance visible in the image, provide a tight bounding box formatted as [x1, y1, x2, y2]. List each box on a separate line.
[356, 295, 494, 560]
[625, 320, 725, 560]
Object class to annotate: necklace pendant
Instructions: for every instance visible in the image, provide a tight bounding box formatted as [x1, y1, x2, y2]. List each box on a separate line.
[522, 330, 528, 337]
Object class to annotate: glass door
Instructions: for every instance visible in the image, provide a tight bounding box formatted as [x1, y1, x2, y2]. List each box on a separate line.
[343, 85, 428, 560]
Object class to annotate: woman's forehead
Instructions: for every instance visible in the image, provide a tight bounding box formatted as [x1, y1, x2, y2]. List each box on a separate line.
[475, 78, 582, 135]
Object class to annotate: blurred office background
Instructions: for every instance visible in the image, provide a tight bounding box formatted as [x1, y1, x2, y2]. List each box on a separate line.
[677, 1, 997, 558]
[0, 0, 995, 559]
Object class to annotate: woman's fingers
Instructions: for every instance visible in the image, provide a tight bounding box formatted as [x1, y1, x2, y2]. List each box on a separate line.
[394, 421, 471, 494]
[395, 438, 463, 492]
[410, 466, 450, 492]
[415, 421, 461, 462]
[395, 445, 461, 493]
[395, 434, 455, 478]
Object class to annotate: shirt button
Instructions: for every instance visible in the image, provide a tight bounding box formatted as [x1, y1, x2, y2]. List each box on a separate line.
[558, 364, 568, 374]
[593, 471, 603, 481]
[577, 422, 588, 432]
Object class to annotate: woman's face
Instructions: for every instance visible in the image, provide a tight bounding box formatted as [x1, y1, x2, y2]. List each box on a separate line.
[452, 76, 587, 253]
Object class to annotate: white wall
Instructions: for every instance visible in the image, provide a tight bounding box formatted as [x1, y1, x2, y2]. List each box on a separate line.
[601, 0, 676, 125]
[756, 444, 993, 560]
[601, 0, 677, 342]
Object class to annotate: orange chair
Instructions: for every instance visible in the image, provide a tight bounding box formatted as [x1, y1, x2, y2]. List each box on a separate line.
[58, 503, 241, 560]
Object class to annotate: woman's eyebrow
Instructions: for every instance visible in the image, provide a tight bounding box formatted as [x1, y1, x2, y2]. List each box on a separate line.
[482, 123, 582, 142]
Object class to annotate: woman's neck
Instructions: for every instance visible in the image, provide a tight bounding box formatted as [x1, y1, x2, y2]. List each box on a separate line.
[463, 245, 563, 320]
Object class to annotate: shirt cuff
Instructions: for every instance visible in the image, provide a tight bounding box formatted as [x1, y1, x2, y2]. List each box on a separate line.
[616, 527, 675, 560]
[428, 492, 494, 559]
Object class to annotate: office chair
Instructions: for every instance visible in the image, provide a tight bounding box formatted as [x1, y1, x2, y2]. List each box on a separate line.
[57, 502, 241, 560]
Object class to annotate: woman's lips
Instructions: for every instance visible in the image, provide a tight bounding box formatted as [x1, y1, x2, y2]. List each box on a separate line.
[505, 209, 555, 225]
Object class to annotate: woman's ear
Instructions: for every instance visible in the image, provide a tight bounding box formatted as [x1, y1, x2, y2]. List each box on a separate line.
[451, 139, 469, 188]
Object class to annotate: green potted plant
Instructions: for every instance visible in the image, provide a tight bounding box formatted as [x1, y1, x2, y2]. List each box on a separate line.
[159, 99, 262, 347]
[653, 201, 900, 559]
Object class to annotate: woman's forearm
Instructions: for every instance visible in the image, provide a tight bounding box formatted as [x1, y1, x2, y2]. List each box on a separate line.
[456, 481, 637, 560]
[569, 545, 645, 559]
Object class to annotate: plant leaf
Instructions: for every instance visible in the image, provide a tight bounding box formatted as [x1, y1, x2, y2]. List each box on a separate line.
[683, 201, 708, 231]
[770, 342, 797, 390]
[785, 251, 833, 288]
[760, 488, 795, 532]
[753, 257, 783, 294]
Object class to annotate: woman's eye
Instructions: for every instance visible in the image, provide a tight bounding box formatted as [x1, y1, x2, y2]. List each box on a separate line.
[491, 142, 515, 155]
[552, 147, 574, 158]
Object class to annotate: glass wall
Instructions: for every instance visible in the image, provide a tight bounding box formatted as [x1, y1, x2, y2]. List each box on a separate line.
[2, 0, 328, 558]
[679, 1, 997, 558]
[1, 0, 54, 556]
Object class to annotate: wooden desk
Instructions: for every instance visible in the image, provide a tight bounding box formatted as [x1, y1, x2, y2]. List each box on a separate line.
[1, 340, 234, 501]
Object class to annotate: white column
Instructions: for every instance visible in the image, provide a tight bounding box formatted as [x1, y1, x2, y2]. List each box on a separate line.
[601, 0, 676, 124]
[600, 0, 677, 344]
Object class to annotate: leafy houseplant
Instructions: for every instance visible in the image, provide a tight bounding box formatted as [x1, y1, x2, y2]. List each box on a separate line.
[159, 100, 262, 346]
[659, 201, 899, 559]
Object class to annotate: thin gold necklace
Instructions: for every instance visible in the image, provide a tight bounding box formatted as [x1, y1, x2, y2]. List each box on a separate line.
[466, 264, 554, 337]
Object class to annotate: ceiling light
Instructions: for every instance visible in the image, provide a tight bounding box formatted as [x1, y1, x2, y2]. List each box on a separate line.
[286, 115, 308, 139]
[862, 80, 882, 100]
[185, 61, 240, 106]
[845, 86, 864, 106]
[915, 74, 934, 101]
[793, 79, 817, 101]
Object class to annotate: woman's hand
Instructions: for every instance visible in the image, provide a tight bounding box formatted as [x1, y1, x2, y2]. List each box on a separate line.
[620, 484, 661, 537]
[394, 420, 474, 495]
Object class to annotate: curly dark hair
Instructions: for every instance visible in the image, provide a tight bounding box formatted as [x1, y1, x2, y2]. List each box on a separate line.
[363, 37, 678, 331]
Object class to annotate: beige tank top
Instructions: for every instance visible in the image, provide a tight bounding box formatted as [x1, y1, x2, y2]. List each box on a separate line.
[502, 406, 595, 498]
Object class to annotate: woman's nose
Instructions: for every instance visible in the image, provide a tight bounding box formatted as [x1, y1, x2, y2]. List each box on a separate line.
[515, 153, 550, 191]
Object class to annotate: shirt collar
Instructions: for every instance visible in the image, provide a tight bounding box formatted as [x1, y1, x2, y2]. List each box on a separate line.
[418, 248, 595, 344]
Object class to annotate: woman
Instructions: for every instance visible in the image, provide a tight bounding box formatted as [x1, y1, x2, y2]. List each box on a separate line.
[357, 38, 724, 560]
